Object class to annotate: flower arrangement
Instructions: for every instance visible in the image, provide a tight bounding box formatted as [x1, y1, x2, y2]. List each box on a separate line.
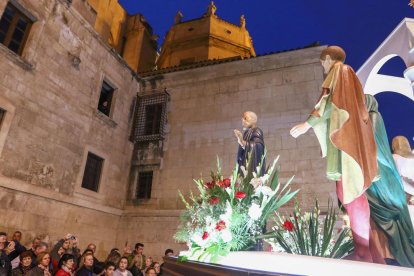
[174, 156, 298, 262]
[262, 199, 354, 258]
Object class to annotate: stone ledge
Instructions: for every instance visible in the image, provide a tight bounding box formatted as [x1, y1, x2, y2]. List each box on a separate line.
[0, 174, 123, 216]
[94, 110, 118, 128]
[0, 44, 35, 71]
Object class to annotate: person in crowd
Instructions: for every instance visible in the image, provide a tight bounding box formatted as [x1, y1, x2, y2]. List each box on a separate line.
[85, 245, 99, 265]
[28, 238, 41, 267]
[31, 243, 48, 268]
[103, 262, 115, 276]
[113, 257, 132, 276]
[55, 254, 75, 276]
[28, 252, 51, 276]
[140, 258, 152, 276]
[159, 249, 173, 275]
[0, 232, 12, 275]
[11, 233, 22, 244]
[127, 244, 145, 274]
[51, 234, 80, 274]
[104, 250, 121, 269]
[144, 269, 156, 276]
[11, 251, 32, 276]
[10, 232, 26, 269]
[151, 263, 160, 276]
[75, 252, 93, 276]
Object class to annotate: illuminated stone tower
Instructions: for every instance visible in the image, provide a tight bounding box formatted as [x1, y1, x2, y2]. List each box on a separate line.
[157, 1, 256, 69]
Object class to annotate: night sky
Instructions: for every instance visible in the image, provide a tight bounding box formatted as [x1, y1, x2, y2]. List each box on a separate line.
[119, 0, 414, 147]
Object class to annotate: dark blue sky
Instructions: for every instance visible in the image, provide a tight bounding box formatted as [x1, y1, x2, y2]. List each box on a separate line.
[119, 0, 414, 146]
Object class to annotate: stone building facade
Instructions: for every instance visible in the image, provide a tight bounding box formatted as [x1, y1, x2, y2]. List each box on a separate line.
[123, 46, 335, 258]
[0, 0, 334, 262]
[0, 0, 138, 258]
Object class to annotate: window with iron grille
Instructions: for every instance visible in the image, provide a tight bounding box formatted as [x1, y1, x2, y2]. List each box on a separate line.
[136, 171, 153, 199]
[0, 108, 5, 128]
[0, 1, 35, 55]
[97, 80, 115, 116]
[81, 152, 104, 192]
[132, 92, 168, 142]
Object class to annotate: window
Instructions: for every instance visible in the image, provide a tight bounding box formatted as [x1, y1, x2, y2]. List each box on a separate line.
[131, 91, 168, 142]
[144, 103, 163, 135]
[81, 152, 104, 192]
[136, 171, 153, 199]
[0, 2, 34, 55]
[0, 108, 5, 128]
[97, 80, 114, 116]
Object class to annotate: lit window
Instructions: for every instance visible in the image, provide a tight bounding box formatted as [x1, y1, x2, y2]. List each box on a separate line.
[97, 80, 114, 116]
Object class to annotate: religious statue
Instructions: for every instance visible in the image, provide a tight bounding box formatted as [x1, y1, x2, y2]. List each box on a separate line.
[392, 136, 414, 225]
[364, 95, 414, 267]
[205, 1, 217, 17]
[240, 15, 246, 28]
[174, 11, 183, 24]
[234, 111, 266, 177]
[290, 46, 381, 263]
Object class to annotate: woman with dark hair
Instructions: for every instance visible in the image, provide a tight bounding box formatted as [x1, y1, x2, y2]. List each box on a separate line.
[28, 252, 51, 276]
[113, 257, 132, 276]
[11, 251, 32, 276]
[104, 250, 120, 269]
[55, 254, 74, 276]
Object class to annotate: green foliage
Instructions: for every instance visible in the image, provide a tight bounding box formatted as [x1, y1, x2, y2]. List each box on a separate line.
[174, 155, 298, 262]
[262, 199, 354, 258]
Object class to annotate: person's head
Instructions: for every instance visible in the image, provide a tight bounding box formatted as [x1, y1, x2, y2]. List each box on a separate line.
[34, 242, 49, 256]
[104, 262, 116, 276]
[118, 257, 128, 271]
[82, 249, 94, 256]
[145, 268, 156, 276]
[134, 243, 144, 255]
[32, 237, 41, 250]
[144, 257, 153, 267]
[83, 253, 94, 268]
[105, 249, 121, 266]
[242, 111, 257, 129]
[37, 252, 50, 267]
[58, 254, 75, 270]
[19, 251, 32, 268]
[62, 239, 71, 250]
[12, 231, 22, 242]
[164, 249, 173, 257]
[320, 46, 346, 74]
[0, 232, 6, 249]
[93, 262, 105, 276]
[153, 262, 160, 274]
[87, 243, 96, 254]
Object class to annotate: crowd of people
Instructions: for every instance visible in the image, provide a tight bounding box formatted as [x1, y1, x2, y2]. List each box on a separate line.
[0, 231, 174, 276]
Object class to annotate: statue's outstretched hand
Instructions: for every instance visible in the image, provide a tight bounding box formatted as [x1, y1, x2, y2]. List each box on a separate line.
[234, 129, 245, 147]
[290, 122, 311, 138]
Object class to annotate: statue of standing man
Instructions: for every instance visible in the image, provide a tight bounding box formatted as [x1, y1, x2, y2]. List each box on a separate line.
[290, 46, 383, 263]
[234, 111, 266, 177]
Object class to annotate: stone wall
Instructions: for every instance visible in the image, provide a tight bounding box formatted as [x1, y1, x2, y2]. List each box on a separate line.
[0, 0, 137, 258]
[124, 46, 337, 260]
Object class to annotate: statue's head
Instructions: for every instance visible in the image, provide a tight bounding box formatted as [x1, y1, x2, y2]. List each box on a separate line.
[242, 111, 257, 129]
[392, 136, 414, 158]
[320, 46, 346, 74]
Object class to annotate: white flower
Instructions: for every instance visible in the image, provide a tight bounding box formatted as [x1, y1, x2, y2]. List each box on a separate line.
[248, 203, 262, 220]
[221, 229, 232, 243]
[255, 186, 273, 197]
[250, 177, 263, 189]
[220, 202, 233, 222]
[191, 233, 208, 247]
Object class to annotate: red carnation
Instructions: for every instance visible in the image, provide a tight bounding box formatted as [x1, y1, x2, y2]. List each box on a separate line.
[205, 180, 215, 189]
[223, 178, 231, 188]
[283, 220, 294, 232]
[202, 231, 209, 240]
[215, 220, 226, 231]
[235, 191, 246, 199]
[209, 197, 220, 205]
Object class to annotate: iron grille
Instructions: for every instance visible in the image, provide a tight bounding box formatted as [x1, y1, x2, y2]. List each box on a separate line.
[132, 91, 168, 142]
